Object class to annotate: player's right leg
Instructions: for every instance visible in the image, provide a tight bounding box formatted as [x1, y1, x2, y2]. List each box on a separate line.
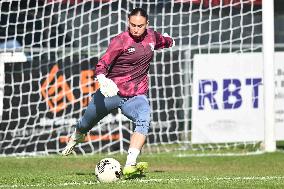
[62, 90, 122, 156]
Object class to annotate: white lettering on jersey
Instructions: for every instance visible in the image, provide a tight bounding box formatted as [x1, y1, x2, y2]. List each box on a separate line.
[128, 47, 135, 53]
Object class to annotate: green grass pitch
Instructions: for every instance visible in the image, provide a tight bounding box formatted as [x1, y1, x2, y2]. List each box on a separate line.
[1, 152, 284, 189]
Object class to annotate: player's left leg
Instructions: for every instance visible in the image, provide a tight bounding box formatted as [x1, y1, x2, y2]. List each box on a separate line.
[120, 95, 150, 177]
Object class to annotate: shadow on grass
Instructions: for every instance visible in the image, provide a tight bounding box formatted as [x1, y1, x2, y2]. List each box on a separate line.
[124, 174, 146, 180]
[153, 170, 165, 173]
[75, 172, 96, 176]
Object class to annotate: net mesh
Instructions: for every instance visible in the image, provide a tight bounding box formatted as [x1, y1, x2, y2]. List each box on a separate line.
[0, 0, 262, 155]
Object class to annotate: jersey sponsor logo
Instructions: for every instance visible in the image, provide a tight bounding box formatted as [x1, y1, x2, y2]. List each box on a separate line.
[127, 47, 135, 53]
[149, 43, 154, 51]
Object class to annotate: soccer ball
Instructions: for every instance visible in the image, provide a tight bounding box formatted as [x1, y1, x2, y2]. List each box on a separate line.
[95, 158, 122, 183]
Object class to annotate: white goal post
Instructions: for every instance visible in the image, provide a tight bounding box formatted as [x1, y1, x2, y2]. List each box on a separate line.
[0, 0, 277, 156]
[262, 0, 276, 152]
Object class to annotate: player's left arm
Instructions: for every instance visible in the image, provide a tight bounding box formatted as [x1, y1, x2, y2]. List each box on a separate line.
[154, 31, 175, 50]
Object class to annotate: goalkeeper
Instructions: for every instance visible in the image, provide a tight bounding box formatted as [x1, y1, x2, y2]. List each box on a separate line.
[62, 7, 174, 178]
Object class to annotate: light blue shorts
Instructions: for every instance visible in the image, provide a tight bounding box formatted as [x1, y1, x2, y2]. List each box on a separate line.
[76, 90, 151, 135]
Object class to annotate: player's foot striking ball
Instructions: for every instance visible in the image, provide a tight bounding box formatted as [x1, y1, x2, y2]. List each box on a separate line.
[123, 162, 149, 179]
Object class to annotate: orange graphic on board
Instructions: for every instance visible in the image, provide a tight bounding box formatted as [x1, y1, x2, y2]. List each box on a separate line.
[59, 133, 120, 143]
[41, 64, 99, 113]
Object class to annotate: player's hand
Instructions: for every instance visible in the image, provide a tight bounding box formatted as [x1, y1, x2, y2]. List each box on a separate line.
[96, 74, 119, 97]
[163, 33, 175, 48]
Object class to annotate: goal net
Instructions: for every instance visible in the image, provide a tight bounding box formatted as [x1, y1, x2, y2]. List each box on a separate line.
[0, 0, 264, 156]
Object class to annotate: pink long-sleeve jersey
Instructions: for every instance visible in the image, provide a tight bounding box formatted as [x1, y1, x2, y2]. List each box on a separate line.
[95, 28, 174, 97]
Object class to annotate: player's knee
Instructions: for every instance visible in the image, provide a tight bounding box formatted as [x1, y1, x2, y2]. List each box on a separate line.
[134, 120, 150, 135]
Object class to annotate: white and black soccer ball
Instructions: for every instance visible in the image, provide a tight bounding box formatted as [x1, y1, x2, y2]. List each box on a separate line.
[95, 158, 122, 183]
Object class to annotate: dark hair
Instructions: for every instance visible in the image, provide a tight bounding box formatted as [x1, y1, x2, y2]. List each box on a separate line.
[128, 8, 148, 21]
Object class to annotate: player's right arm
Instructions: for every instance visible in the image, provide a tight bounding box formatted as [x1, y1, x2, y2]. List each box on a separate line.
[95, 36, 123, 97]
[95, 36, 124, 76]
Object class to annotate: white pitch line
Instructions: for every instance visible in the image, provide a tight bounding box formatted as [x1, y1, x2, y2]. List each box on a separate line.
[175, 151, 265, 157]
[131, 176, 284, 183]
[0, 181, 98, 188]
[1, 176, 284, 188]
